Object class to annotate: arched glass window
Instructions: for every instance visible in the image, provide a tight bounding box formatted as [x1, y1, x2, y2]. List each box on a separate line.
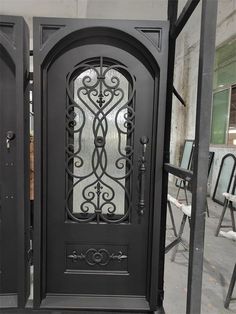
[65, 57, 136, 223]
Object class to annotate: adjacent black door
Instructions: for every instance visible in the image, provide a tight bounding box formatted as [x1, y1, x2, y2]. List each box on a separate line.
[0, 15, 30, 308]
[34, 18, 168, 311]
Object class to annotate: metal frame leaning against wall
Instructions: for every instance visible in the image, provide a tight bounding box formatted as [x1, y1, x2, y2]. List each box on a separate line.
[162, 0, 218, 313]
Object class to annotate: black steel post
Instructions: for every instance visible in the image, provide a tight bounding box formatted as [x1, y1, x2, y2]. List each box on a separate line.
[186, 0, 218, 313]
[159, 0, 178, 307]
[224, 263, 236, 309]
[171, 0, 201, 39]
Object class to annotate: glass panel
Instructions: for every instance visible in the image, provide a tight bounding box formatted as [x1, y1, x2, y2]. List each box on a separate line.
[72, 68, 129, 215]
[232, 180, 236, 210]
[175, 140, 194, 188]
[214, 155, 236, 204]
[228, 86, 236, 146]
[210, 89, 229, 144]
[180, 140, 194, 169]
[65, 57, 135, 223]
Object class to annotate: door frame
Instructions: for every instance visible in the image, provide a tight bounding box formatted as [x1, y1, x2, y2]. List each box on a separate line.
[0, 15, 30, 308]
[33, 17, 169, 311]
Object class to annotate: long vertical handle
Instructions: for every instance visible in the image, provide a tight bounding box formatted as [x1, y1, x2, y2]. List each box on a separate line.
[138, 136, 149, 215]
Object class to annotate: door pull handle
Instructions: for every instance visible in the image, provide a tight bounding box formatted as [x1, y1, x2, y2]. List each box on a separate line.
[138, 136, 149, 216]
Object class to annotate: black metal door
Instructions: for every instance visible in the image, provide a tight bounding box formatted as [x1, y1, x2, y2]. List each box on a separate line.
[0, 15, 30, 308]
[34, 18, 168, 311]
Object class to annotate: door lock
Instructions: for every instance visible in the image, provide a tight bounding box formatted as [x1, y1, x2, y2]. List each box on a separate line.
[6, 131, 15, 150]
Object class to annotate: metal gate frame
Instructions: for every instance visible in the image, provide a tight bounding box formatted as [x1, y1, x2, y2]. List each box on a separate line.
[0, 0, 218, 313]
[161, 1, 218, 313]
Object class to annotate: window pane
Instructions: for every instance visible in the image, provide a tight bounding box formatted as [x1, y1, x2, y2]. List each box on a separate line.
[228, 86, 236, 146]
[214, 61, 236, 89]
[213, 37, 236, 89]
[180, 140, 194, 169]
[72, 68, 129, 216]
[65, 58, 136, 223]
[215, 38, 236, 68]
[211, 89, 229, 144]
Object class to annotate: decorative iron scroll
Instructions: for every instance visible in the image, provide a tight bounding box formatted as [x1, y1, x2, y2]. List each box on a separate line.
[65, 57, 136, 223]
[67, 248, 127, 266]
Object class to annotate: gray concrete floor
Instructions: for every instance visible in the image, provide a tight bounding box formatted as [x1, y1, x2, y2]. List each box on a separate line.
[164, 183, 236, 314]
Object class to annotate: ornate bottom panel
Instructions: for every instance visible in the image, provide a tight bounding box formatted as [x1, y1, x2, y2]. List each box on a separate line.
[65, 243, 129, 274]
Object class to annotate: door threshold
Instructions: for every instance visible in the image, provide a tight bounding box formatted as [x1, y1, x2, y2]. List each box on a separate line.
[40, 294, 150, 311]
[0, 309, 164, 314]
[0, 294, 18, 308]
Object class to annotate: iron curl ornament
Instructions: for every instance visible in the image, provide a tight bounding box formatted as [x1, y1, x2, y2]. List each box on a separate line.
[65, 57, 136, 223]
[67, 248, 127, 266]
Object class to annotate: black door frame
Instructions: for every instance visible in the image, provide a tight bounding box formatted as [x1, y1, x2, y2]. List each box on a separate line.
[0, 15, 30, 308]
[33, 17, 169, 312]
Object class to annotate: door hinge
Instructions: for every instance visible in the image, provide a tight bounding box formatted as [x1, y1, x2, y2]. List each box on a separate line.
[158, 289, 164, 302]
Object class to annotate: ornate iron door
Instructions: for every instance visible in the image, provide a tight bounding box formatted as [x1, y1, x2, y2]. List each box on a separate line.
[34, 18, 168, 312]
[0, 16, 30, 308]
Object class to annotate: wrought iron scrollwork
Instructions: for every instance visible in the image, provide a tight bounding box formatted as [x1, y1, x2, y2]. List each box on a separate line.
[67, 248, 127, 266]
[65, 57, 136, 223]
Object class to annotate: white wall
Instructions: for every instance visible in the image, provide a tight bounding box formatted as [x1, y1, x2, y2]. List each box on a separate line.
[0, 0, 168, 48]
[0, 0, 89, 49]
[86, 0, 167, 19]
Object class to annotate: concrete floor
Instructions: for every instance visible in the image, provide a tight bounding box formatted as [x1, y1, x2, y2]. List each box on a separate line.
[164, 184, 236, 314]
